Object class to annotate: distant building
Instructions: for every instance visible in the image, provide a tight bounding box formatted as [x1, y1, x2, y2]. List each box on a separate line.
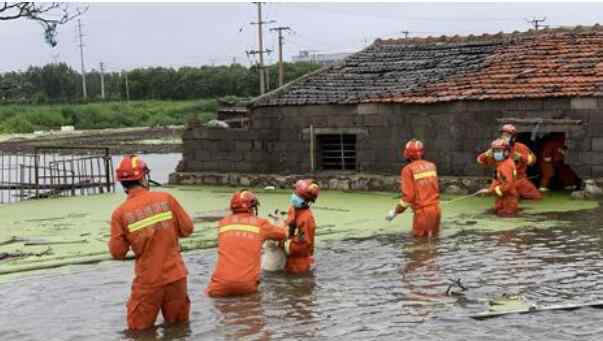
[291, 50, 353, 65]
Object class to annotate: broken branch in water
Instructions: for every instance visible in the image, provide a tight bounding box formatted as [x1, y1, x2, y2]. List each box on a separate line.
[0, 247, 52, 261]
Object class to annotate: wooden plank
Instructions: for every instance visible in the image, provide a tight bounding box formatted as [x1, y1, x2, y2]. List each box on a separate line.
[468, 301, 603, 320]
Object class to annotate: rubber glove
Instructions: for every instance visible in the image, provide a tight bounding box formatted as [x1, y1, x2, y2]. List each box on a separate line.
[385, 209, 397, 222]
[476, 188, 491, 196]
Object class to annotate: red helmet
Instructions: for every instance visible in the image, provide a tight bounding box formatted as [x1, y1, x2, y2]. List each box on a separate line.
[500, 124, 517, 135]
[491, 138, 511, 151]
[295, 179, 320, 202]
[403, 139, 424, 160]
[230, 190, 259, 213]
[116, 155, 149, 182]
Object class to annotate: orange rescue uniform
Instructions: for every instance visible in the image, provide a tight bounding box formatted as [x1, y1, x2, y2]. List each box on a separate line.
[477, 142, 541, 200]
[400, 159, 442, 237]
[489, 158, 519, 217]
[284, 206, 316, 273]
[206, 213, 287, 297]
[109, 187, 194, 330]
[539, 135, 580, 189]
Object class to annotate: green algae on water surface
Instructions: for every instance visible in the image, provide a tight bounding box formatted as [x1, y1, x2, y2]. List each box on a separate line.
[0, 186, 597, 277]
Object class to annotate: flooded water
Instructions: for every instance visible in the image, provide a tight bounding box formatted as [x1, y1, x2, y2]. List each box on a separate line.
[2, 205, 603, 340]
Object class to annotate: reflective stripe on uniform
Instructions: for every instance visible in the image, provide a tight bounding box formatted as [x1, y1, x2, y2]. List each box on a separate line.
[413, 170, 436, 180]
[494, 186, 503, 197]
[128, 211, 173, 232]
[219, 224, 260, 235]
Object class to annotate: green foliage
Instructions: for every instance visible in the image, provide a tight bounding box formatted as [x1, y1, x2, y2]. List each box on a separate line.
[2, 116, 34, 133]
[0, 100, 217, 133]
[0, 62, 322, 103]
[0, 60, 323, 134]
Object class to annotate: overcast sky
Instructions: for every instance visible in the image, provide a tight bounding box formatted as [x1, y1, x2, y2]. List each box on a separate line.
[2, 2, 603, 73]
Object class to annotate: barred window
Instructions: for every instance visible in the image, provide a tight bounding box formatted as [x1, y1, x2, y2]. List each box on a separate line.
[317, 134, 356, 170]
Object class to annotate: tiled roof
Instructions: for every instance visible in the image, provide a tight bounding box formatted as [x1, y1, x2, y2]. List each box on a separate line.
[252, 28, 603, 107]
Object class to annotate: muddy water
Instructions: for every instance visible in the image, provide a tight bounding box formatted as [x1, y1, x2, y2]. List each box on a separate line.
[2, 207, 603, 340]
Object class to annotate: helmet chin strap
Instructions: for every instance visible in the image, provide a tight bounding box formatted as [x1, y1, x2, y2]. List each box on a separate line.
[142, 174, 150, 190]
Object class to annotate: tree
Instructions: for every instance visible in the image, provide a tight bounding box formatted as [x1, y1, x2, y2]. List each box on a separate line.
[0, 2, 86, 46]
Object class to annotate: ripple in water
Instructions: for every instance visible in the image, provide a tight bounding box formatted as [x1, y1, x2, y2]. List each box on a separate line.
[2, 207, 603, 340]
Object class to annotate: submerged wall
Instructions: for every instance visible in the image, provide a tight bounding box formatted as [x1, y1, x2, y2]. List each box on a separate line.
[181, 97, 603, 178]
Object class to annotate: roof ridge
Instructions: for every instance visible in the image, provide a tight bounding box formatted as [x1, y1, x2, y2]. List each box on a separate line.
[375, 24, 603, 46]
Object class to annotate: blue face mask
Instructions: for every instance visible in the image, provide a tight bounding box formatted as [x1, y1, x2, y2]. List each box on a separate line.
[494, 151, 505, 161]
[290, 193, 307, 208]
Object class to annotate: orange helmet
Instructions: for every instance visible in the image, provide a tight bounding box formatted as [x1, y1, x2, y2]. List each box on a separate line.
[491, 138, 511, 151]
[230, 190, 259, 213]
[403, 139, 424, 160]
[295, 179, 320, 202]
[500, 124, 517, 135]
[116, 155, 149, 182]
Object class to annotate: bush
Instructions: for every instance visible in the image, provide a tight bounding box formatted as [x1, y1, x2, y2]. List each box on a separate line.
[3, 116, 34, 133]
[0, 99, 219, 133]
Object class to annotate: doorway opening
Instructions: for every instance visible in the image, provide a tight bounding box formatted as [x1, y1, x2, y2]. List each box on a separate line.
[515, 132, 581, 191]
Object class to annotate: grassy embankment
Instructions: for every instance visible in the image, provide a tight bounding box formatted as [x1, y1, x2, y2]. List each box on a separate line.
[0, 99, 217, 134]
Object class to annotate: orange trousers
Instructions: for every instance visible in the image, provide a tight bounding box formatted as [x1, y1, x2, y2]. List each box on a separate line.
[285, 256, 315, 274]
[412, 205, 441, 238]
[540, 162, 580, 189]
[206, 279, 259, 298]
[516, 177, 542, 200]
[127, 278, 190, 330]
[494, 194, 519, 217]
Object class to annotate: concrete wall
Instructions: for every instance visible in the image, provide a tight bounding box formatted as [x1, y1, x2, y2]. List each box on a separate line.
[181, 97, 603, 178]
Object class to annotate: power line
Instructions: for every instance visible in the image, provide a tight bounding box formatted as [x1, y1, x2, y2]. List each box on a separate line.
[270, 26, 291, 88]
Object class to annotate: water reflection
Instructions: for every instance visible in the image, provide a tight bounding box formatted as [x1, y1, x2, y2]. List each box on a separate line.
[400, 238, 450, 323]
[122, 322, 192, 341]
[213, 293, 271, 341]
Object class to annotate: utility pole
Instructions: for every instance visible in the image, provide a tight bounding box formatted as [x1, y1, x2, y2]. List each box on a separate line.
[99, 62, 106, 100]
[77, 19, 87, 99]
[526, 17, 547, 31]
[270, 26, 291, 88]
[250, 2, 275, 94]
[123, 70, 130, 103]
[265, 66, 270, 91]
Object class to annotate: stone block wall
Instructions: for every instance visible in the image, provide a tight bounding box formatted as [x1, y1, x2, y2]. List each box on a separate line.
[181, 127, 276, 173]
[181, 96, 602, 179]
[170, 171, 490, 194]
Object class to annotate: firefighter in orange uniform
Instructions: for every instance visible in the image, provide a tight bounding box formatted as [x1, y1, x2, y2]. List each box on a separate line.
[283, 179, 319, 274]
[109, 155, 194, 331]
[538, 132, 580, 191]
[206, 190, 288, 297]
[386, 139, 441, 238]
[478, 124, 541, 200]
[478, 139, 519, 217]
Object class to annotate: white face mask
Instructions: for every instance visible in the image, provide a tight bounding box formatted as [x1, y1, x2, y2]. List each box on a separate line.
[494, 151, 505, 161]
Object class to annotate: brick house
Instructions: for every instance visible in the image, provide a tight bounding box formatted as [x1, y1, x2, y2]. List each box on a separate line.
[178, 28, 603, 188]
